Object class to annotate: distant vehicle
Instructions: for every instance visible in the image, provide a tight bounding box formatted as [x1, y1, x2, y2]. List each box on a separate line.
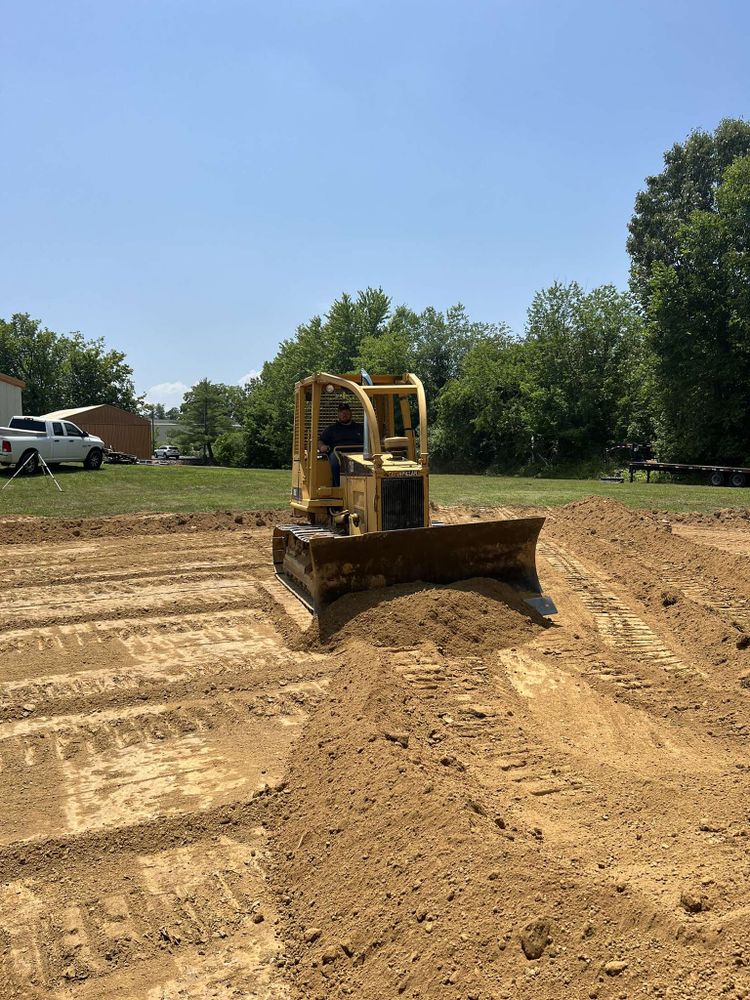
[0, 416, 105, 473]
[155, 445, 180, 460]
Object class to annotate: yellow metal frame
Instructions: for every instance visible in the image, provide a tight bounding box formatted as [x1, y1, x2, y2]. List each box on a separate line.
[289, 372, 429, 531]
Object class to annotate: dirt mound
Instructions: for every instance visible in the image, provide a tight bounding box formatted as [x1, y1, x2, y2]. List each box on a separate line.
[311, 578, 547, 655]
[0, 508, 291, 545]
[550, 495, 750, 592]
[268, 639, 602, 1000]
[668, 507, 750, 525]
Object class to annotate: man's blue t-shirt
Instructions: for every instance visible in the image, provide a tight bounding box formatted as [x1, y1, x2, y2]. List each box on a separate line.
[320, 419, 364, 450]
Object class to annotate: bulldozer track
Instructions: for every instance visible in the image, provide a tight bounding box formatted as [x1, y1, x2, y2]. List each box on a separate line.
[539, 539, 696, 675]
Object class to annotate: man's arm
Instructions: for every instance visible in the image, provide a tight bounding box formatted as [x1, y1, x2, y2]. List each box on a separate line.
[318, 425, 332, 453]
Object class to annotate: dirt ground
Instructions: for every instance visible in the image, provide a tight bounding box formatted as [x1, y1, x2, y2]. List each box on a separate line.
[1, 498, 750, 999]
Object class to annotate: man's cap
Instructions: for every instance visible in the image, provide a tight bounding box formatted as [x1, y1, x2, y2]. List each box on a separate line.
[338, 402, 352, 411]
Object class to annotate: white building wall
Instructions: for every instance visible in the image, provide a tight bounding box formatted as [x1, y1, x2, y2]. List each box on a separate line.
[0, 380, 23, 426]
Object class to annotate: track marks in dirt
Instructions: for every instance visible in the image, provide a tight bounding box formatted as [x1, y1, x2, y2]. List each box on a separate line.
[0, 833, 287, 999]
[672, 523, 750, 557]
[0, 611, 328, 723]
[0, 522, 319, 999]
[540, 538, 697, 677]
[0, 683, 326, 844]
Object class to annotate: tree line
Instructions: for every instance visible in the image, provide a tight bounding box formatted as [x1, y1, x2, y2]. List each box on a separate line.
[3, 118, 749, 472]
[193, 283, 650, 474]
[195, 118, 750, 472]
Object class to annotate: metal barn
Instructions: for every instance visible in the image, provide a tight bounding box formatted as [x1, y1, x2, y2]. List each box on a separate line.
[42, 404, 152, 459]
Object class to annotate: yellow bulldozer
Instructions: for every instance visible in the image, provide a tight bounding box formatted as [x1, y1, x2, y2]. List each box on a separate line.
[272, 371, 556, 616]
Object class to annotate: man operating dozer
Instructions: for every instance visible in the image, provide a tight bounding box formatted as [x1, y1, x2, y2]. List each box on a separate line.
[318, 402, 364, 486]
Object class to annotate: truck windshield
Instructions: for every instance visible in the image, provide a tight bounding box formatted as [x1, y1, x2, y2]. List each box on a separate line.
[8, 417, 46, 432]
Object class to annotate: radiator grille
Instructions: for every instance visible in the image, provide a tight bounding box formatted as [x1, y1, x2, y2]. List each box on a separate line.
[381, 477, 425, 531]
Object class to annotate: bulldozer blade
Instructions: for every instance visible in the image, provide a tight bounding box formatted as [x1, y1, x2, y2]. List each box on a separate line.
[273, 519, 556, 616]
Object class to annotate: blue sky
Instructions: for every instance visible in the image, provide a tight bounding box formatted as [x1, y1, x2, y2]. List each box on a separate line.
[2, 0, 748, 407]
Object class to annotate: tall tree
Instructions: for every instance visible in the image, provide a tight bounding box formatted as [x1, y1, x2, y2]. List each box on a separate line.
[524, 282, 651, 462]
[243, 289, 394, 467]
[63, 334, 139, 410]
[430, 283, 651, 472]
[627, 118, 750, 307]
[432, 329, 530, 471]
[647, 155, 750, 463]
[177, 380, 235, 463]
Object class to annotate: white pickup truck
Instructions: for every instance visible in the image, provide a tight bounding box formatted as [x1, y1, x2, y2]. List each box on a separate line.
[0, 416, 106, 473]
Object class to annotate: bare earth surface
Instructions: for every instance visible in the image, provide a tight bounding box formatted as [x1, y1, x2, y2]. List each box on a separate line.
[1, 499, 750, 999]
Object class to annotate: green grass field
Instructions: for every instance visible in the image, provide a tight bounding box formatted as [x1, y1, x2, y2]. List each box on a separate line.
[0, 463, 748, 518]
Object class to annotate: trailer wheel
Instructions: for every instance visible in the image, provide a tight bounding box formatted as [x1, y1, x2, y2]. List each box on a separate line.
[709, 470, 725, 487]
[729, 472, 746, 488]
[16, 450, 40, 475]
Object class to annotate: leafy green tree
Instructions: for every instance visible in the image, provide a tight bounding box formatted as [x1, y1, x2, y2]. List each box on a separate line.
[356, 303, 493, 410]
[243, 289, 394, 467]
[0, 314, 67, 414]
[628, 119, 750, 307]
[523, 282, 651, 463]
[0, 312, 139, 414]
[176, 379, 235, 463]
[647, 155, 750, 463]
[63, 334, 139, 410]
[214, 430, 248, 467]
[165, 406, 181, 420]
[432, 329, 530, 471]
[430, 283, 650, 472]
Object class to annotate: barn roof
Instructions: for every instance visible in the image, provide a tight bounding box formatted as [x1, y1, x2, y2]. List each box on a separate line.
[0, 372, 26, 389]
[42, 404, 149, 425]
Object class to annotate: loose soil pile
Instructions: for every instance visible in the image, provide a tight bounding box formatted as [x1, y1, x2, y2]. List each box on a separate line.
[311, 578, 546, 654]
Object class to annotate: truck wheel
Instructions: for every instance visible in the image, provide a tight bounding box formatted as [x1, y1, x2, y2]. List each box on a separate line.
[709, 471, 725, 487]
[730, 472, 746, 488]
[17, 450, 40, 475]
[84, 448, 104, 470]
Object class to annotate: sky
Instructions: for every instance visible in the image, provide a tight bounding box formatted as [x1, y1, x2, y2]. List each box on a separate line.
[2, 0, 749, 407]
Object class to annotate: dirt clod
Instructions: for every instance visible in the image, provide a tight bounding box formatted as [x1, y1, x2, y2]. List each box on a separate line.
[520, 918, 552, 960]
[680, 891, 705, 913]
[604, 960, 629, 976]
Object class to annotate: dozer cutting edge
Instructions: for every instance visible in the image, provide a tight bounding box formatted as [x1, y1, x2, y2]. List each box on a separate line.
[272, 372, 556, 617]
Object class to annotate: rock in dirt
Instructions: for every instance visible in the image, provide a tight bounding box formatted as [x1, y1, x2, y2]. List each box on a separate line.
[304, 927, 322, 943]
[680, 891, 705, 913]
[604, 959, 629, 976]
[698, 818, 722, 833]
[383, 730, 410, 748]
[520, 917, 551, 960]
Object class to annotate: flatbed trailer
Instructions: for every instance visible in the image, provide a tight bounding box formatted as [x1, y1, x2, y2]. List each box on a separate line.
[105, 448, 138, 465]
[629, 460, 750, 487]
